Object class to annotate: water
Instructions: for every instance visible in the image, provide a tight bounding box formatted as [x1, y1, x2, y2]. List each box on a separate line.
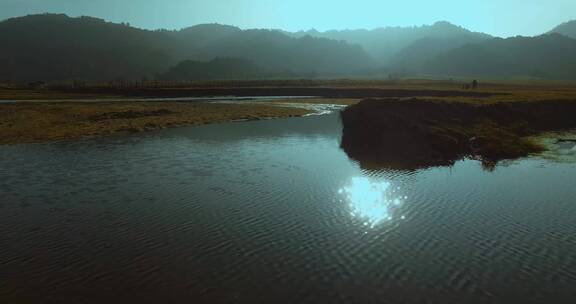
[1, 113, 576, 303]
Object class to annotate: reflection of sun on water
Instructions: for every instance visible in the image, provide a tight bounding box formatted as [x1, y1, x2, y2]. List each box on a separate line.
[339, 177, 406, 228]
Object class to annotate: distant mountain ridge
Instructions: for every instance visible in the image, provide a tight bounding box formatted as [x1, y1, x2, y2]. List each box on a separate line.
[172, 24, 375, 75]
[159, 57, 265, 81]
[0, 14, 374, 81]
[1, 14, 576, 81]
[549, 20, 576, 39]
[0, 14, 182, 81]
[422, 33, 576, 79]
[390, 35, 490, 73]
[288, 21, 492, 64]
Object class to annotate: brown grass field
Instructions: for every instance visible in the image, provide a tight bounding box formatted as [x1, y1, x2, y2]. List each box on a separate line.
[1, 79, 575, 147]
[4, 79, 576, 101]
[0, 101, 312, 145]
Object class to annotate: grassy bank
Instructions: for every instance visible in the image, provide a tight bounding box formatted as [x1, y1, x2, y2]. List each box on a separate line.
[0, 101, 312, 145]
[3, 79, 576, 152]
[0, 87, 115, 101]
[341, 98, 576, 170]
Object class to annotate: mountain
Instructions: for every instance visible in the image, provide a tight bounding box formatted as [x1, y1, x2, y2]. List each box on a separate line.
[0, 14, 375, 81]
[422, 34, 576, 79]
[390, 35, 489, 73]
[549, 20, 576, 39]
[175, 27, 375, 75]
[159, 57, 266, 80]
[3, 14, 576, 81]
[175, 24, 242, 47]
[289, 21, 492, 64]
[0, 14, 184, 81]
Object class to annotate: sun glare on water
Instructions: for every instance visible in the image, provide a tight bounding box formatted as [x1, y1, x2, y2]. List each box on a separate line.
[339, 177, 406, 228]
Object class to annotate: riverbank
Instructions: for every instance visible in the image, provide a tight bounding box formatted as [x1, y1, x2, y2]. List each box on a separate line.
[3, 79, 576, 152]
[0, 101, 316, 145]
[341, 98, 576, 170]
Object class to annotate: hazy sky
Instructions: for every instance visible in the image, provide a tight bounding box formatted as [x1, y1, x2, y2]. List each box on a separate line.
[1, 0, 575, 37]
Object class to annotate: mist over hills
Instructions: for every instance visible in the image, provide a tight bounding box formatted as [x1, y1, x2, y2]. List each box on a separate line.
[1, 14, 576, 81]
[172, 25, 374, 76]
[0, 14, 373, 81]
[289, 21, 493, 64]
[549, 20, 576, 39]
[422, 33, 576, 79]
[389, 35, 490, 74]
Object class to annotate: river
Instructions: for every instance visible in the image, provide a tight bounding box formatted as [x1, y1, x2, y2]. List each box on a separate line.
[1, 112, 576, 303]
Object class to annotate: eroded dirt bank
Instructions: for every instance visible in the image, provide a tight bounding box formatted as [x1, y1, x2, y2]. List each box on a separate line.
[340, 98, 576, 170]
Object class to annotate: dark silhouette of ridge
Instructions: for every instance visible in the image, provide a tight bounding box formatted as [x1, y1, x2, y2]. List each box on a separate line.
[0, 14, 374, 81]
[423, 33, 576, 79]
[0, 14, 182, 81]
[159, 57, 265, 80]
[2, 14, 576, 81]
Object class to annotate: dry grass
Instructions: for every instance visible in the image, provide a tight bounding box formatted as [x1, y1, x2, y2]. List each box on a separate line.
[2, 79, 576, 147]
[0, 88, 114, 100]
[0, 101, 312, 145]
[4, 79, 576, 103]
[369, 80, 576, 104]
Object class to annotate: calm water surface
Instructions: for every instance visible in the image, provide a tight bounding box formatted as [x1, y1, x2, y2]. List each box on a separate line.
[1, 113, 576, 303]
